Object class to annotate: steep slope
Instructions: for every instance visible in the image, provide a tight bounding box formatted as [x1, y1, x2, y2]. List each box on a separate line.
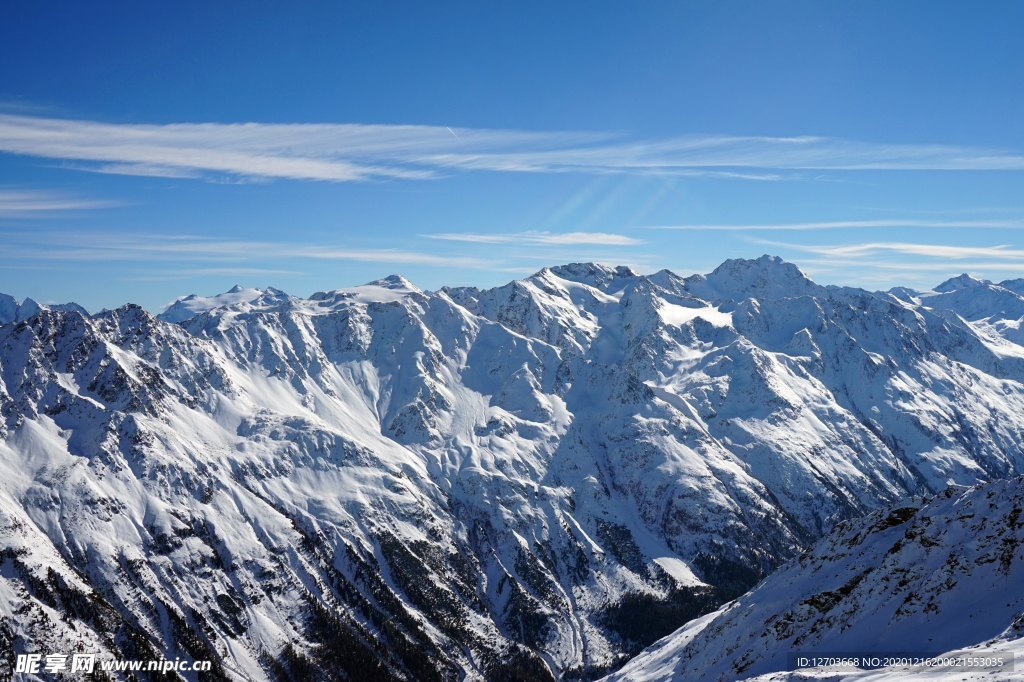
[2, 257, 1024, 680]
[602, 476, 1024, 682]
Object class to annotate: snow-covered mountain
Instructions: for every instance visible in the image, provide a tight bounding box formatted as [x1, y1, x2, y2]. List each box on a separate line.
[3, 255, 1024, 680]
[0, 293, 88, 325]
[158, 286, 290, 323]
[603, 476, 1024, 682]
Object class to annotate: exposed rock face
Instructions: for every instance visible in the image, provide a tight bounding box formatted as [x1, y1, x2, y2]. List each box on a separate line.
[2, 257, 1024, 680]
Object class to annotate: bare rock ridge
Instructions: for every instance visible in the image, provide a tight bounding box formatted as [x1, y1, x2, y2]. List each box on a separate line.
[1, 256, 1024, 680]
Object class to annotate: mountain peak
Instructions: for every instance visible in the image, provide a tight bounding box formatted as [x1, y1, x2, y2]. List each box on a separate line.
[307, 275, 422, 306]
[710, 254, 803, 280]
[157, 285, 268, 323]
[363, 274, 420, 291]
[685, 254, 826, 301]
[998, 277, 1024, 296]
[0, 293, 17, 324]
[934, 273, 992, 293]
[18, 297, 43, 319]
[0, 294, 89, 324]
[543, 262, 639, 289]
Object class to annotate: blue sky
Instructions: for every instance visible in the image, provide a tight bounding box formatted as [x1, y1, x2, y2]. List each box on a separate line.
[2, 1, 1024, 312]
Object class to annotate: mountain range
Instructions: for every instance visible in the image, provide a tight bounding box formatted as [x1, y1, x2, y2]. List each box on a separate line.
[2, 255, 1023, 681]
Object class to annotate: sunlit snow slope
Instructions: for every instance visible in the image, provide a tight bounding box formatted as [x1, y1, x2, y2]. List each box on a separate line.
[603, 477, 1024, 682]
[3, 256, 1024, 681]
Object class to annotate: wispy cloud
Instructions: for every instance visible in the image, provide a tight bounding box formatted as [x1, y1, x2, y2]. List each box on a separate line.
[424, 231, 643, 246]
[0, 188, 121, 217]
[756, 239, 1024, 290]
[0, 231, 495, 269]
[801, 258, 1024, 274]
[3, 113, 1024, 183]
[648, 219, 1024, 231]
[285, 247, 490, 268]
[756, 240, 1024, 260]
[0, 114, 597, 182]
[128, 267, 306, 281]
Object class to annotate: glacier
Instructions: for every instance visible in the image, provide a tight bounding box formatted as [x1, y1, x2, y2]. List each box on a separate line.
[1, 255, 1024, 681]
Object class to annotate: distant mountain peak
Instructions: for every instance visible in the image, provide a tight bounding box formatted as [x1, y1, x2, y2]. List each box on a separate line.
[684, 254, 826, 302]
[306, 276, 422, 306]
[0, 292, 16, 324]
[543, 262, 640, 289]
[0, 293, 89, 324]
[710, 254, 807, 281]
[934, 273, 992, 293]
[363, 274, 420, 291]
[157, 285, 271, 323]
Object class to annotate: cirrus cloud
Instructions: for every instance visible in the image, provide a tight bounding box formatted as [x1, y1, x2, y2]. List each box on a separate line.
[3, 113, 1024, 183]
[0, 188, 122, 217]
[424, 231, 643, 246]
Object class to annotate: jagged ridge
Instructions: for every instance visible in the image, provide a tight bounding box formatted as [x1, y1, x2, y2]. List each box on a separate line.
[2, 256, 1024, 680]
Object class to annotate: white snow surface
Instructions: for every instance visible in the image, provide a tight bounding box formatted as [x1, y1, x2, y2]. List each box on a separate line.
[601, 603, 730, 681]
[652, 557, 706, 587]
[2, 257, 1024, 679]
[604, 477, 1024, 681]
[158, 285, 288, 323]
[658, 302, 733, 328]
